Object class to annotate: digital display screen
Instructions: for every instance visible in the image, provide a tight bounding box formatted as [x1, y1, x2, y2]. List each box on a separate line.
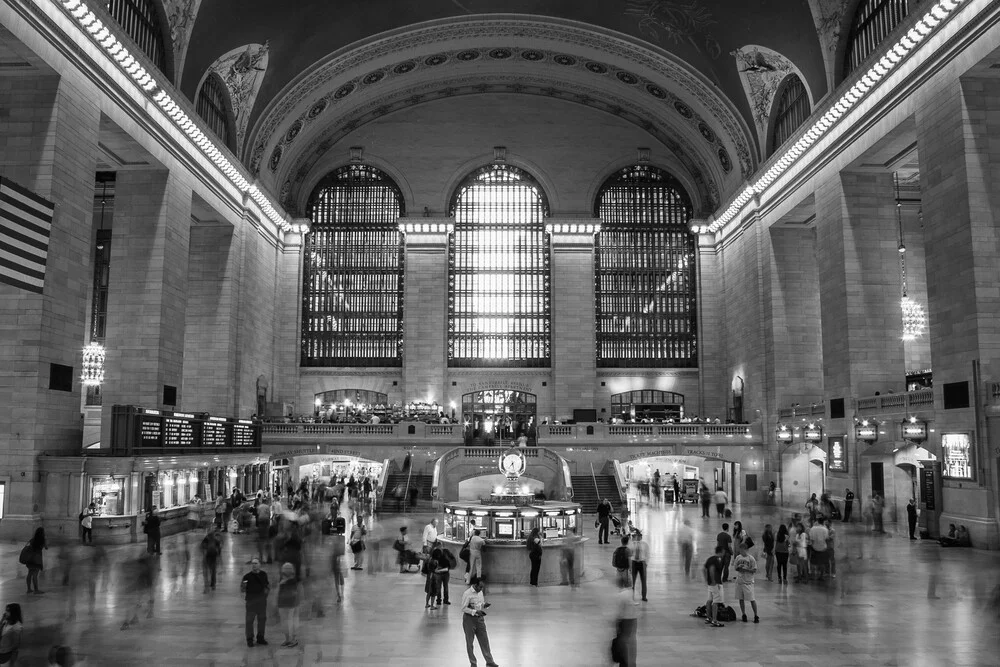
[495, 521, 514, 538]
[202, 421, 227, 448]
[828, 437, 847, 472]
[942, 433, 973, 479]
[110, 405, 261, 455]
[163, 417, 195, 448]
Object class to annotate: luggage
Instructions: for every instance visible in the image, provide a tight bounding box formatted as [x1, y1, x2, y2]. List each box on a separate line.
[321, 518, 332, 535]
[334, 517, 346, 535]
[694, 603, 737, 622]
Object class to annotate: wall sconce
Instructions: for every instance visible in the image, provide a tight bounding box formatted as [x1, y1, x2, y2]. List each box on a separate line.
[776, 423, 793, 444]
[855, 419, 878, 443]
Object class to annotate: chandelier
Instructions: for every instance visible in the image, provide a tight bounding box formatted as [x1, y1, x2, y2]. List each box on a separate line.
[81, 342, 106, 385]
[895, 173, 925, 341]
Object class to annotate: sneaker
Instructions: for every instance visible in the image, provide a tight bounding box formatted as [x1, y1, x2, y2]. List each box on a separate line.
[741, 614, 748, 622]
[753, 617, 760, 623]
[710, 622, 724, 627]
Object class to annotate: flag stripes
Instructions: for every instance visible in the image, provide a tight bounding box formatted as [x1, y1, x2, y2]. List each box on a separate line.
[0, 176, 55, 294]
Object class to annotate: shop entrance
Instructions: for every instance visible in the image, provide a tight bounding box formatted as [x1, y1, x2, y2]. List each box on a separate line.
[462, 389, 537, 443]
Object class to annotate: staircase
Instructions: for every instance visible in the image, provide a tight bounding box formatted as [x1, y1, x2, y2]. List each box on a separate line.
[571, 474, 622, 514]
[381, 472, 434, 512]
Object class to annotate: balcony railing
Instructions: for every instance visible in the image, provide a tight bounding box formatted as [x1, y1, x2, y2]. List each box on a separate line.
[855, 388, 933, 413]
[261, 421, 464, 444]
[777, 404, 826, 419]
[537, 422, 762, 445]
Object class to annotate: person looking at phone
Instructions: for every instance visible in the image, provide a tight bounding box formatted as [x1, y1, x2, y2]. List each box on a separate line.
[461, 577, 499, 667]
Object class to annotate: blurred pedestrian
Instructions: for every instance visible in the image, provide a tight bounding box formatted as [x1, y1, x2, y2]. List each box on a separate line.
[907, 498, 918, 540]
[762, 524, 775, 581]
[20, 527, 47, 594]
[201, 527, 222, 593]
[80, 503, 95, 544]
[612, 577, 638, 666]
[678, 519, 695, 578]
[0, 603, 23, 665]
[143, 508, 161, 555]
[713, 487, 728, 518]
[560, 527, 580, 587]
[46, 645, 74, 667]
[843, 488, 855, 522]
[277, 563, 302, 647]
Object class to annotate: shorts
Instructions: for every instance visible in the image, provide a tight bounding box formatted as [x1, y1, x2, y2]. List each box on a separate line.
[736, 582, 755, 601]
[707, 584, 723, 604]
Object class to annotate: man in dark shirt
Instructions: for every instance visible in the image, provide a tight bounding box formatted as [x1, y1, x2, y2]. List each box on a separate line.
[704, 546, 725, 627]
[241, 556, 270, 647]
[597, 498, 613, 545]
[843, 488, 855, 522]
[144, 508, 161, 555]
[716, 523, 734, 582]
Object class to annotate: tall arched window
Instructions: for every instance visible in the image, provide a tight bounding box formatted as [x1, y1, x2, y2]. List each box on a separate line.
[301, 165, 405, 367]
[448, 164, 550, 367]
[844, 0, 911, 77]
[595, 165, 697, 368]
[196, 74, 234, 151]
[107, 0, 168, 76]
[771, 75, 810, 154]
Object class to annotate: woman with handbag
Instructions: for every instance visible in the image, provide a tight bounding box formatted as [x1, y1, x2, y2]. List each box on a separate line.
[0, 603, 23, 666]
[349, 518, 366, 570]
[20, 528, 47, 594]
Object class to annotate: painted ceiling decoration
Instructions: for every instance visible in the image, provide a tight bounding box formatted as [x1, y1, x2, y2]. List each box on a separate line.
[622, 0, 722, 62]
[244, 18, 756, 190]
[276, 73, 722, 217]
[808, 0, 851, 79]
[163, 0, 203, 88]
[208, 42, 270, 155]
[731, 45, 809, 149]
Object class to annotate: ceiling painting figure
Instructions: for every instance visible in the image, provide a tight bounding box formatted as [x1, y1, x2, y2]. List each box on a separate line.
[731, 45, 808, 151]
[623, 0, 722, 64]
[164, 0, 204, 88]
[209, 42, 271, 154]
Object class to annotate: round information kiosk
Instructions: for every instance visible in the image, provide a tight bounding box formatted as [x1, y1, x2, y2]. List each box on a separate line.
[436, 447, 586, 585]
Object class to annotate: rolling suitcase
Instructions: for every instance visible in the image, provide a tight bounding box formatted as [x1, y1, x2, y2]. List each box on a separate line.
[334, 516, 346, 535]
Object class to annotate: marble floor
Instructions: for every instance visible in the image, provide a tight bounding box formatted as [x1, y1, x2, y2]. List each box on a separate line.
[2, 502, 999, 666]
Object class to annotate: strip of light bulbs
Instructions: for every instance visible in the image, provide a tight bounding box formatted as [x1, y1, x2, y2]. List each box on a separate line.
[57, 0, 290, 232]
[708, 0, 966, 234]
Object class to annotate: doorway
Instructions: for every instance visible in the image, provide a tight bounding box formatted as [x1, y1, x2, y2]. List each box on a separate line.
[462, 389, 537, 442]
[871, 461, 885, 498]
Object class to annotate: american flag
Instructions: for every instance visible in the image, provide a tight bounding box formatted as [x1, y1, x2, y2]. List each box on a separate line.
[0, 176, 55, 295]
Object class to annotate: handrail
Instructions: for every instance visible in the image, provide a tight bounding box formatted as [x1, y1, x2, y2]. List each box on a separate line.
[611, 459, 628, 506]
[376, 458, 391, 509]
[589, 461, 601, 506]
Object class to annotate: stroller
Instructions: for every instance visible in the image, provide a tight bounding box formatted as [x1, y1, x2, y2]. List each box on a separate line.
[610, 515, 625, 537]
[399, 549, 423, 572]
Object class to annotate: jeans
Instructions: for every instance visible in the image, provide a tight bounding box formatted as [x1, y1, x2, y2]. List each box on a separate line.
[470, 553, 483, 579]
[280, 606, 299, 641]
[245, 599, 267, 640]
[701, 500, 710, 517]
[437, 571, 450, 603]
[843, 501, 853, 522]
[82, 526, 92, 543]
[463, 614, 497, 666]
[720, 553, 731, 581]
[765, 551, 775, 579]
[680, 542, 693, 577]
[716, 503, 725, 517]
[598, 518, 610, 544]
[614, 618, 637, 667]
[203, 556, 218, 590]
[776, 552, 789, 580]
[631, 561, 647, 599]
[529, 553, 541, 586]
[146, 534, 160, 554]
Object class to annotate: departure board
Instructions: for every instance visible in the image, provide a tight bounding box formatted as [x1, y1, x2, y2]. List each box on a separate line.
[110, 405, 261, 455]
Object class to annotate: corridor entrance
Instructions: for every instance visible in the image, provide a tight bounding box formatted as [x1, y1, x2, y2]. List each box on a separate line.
[462, 389, 537, 442]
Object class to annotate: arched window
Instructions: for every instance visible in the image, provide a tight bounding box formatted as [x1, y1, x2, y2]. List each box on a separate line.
[107, 0, 168, 76]
[844, 0, 912, 77]
[595, 165, 697, 368]
[448, 164, 550, 367]
[771, 75, 810, 154]
[301, 165, 405, 367]
[196, 74, 234, 151]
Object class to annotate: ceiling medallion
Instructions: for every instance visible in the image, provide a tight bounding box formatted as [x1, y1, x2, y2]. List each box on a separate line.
[362, 70, 386, 85]
[333, 83, 355, 99]
[553, 54, 576, 66]
[488, 48, 513, 59]
[425, 54, 449, 66]
[718, 147, 732, 173]
[697, 122, 716, 143]
[673, 101, 693, 118]
[521, 50, 544, 61]
[585, 61, 608, 74]
[456, 50, 481, 61]
[616, 71, 639, 85]
[645, 83, 667, 99]
[393, 60, 417, 74]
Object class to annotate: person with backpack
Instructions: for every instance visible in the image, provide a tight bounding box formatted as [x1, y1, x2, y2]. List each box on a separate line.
[703, 545, 726, 627]
[201, 527, 222, 593]
[716, 523, 734, 582]
[433, 541, 456, 605]
[527, 527, 543, 586]
[597, 498, 613, 545]
[612, 535, 632, 588]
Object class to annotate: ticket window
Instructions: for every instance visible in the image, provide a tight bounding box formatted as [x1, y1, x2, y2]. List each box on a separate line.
[494, 519, 515, 540]
[91, 477, 125, 516]
[541, 514, 568, 538]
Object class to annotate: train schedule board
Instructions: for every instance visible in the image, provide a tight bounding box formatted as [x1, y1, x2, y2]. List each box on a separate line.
[110, 405, 261, 455]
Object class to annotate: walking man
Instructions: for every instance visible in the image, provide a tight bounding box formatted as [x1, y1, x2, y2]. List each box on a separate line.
[703, 546, 726, 627]
[843, 488, 855, 523]
[733, 541, 760, 623]
[630, 531, 649, 602]
[716, 523, 734, 582]
[700, 483, 712, 518]
[240, 556, 269, 647]
[597, 498, 612, 544]
[422, 518, 439, 553]
[143, 508, 161, 555]
[462, 576, 499, 667]
[469, 529, 486, 580]
[201, 527, 222, 593]
[713, 487, 729, 518]
[678, 519, 695, 578]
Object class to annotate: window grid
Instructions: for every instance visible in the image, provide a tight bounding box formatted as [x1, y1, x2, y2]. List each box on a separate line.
[595, 166, 697, 368]
[301, 165, 405, 367]
[771, 76, 810, 154]
[448, 164, 551, 367]
[844, 0, 912, 77]
[196, 76, 232, 148]
[107, 0, 167, 74]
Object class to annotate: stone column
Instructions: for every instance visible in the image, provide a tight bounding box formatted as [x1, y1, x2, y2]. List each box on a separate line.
[401, 219, 449, 405]
[0, 74, 100, 539]
[694, 223, 726, 420]
[549, 222, 598, 421]
[273, 220, 307, 412]
[917, 76, 1000, 548]
[101, 169, 193, 437]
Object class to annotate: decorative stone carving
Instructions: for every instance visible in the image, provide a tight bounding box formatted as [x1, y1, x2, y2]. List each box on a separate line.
[164, 0, 203, 87]
[808, 0, 851, 84]
[622, 0, 722, 61]
[731, 45, 807, 148]
[209, 42, 270, 154]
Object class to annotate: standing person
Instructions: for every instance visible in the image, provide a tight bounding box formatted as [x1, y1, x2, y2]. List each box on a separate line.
[652, 470, 661, 506]
[612, 577, 638, 667]
[396, 526, 411, 574]
[805, 493, 819, 522]
[527, 527, 543, 587]
[80, 503, 96, 544]
[713, 487, 729, 518]
[349, 517, 366, 570]
[716, 523, 734, 582]
[433, 541, 456, 605]
[823, 518, 837, 579]
[732, 521, 748, 551]
[630, 530, 649, 602]
[612, 536, 632, 588]
[200, 527, 222, 593]
[597, 498, 613, 545]
[699, 484, 712, 518]
[793, 524, 809, 582]
[143, 508, 161, 555]
[422, 519, 439, 553]
[461, 577, 499, 667]
[276, 563, 302, 648]
[703, 546, 726, 628]
[672, 475, 681, 506]
[240, 557, 269, 647]
[21, 527, 47, 594]
[469, 529, 486, 581]
[256, 497, 273, 564]
[0, 603, 23, 665]
[423, 550, 442, 610]
[215, 492, 227, 531]
[872, 493, 885, 533]
[677, 519, 695, 578]
[392, 484, 404, 512]
[843, 488, 855, 523]
[808, 519, 830, 581]
[906, 498, 918, 540]
[733, 542, 760, 623]
[774, 524, 790, 584]
[762, 524, 775, 582]
[559, 528, 580, 587]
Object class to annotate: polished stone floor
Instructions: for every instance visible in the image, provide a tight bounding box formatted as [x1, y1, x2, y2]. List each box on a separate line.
[2, 502, 999, 666]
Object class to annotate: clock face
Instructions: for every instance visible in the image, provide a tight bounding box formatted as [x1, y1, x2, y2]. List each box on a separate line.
[500, 451, 524, 476]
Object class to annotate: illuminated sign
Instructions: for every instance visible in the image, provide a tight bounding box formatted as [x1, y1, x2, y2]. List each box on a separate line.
[942, 433, 973, 480]
[776, 425, 793, 444]
[803, 424, 824, 443]
[827, 437, 847, 473]
[855, 421, 878, 442]
[901, 419, 928, 443]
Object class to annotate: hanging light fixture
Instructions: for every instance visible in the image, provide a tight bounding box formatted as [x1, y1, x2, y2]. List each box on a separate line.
[81, 341, 106, 385]
[895, 173, 926, 341]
